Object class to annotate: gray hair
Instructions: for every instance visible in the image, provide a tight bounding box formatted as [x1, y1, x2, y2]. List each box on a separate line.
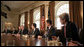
[59, 13, 70, 22]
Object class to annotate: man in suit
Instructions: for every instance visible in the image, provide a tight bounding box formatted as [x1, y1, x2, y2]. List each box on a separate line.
[31, 23, 40, 38]
[59, 13, 79, 45]
[18, 25, 28, 35]
[45, 19, 57, 40]
[11, 27, 18, 34]
[2, 27, 12, 34]
[17, 26, 21, 34]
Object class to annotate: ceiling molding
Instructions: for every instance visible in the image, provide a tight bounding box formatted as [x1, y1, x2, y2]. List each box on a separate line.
[18, 1, 50, 14]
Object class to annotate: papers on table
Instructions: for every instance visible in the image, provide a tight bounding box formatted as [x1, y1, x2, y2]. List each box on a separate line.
[47, 40, 63, 46]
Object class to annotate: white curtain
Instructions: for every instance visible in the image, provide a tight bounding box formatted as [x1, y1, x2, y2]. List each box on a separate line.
[20, 14, 25, 26]
[33, 7, 40, 30]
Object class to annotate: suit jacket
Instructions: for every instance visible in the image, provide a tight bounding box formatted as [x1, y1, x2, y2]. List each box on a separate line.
[2, 29, 12, 34]
[18, 28, 28, 35]
[12, 30, 18, 34]
[47, 26, 57, 40]
[32, 28, 40, 38]
[60, 21, 79, 45]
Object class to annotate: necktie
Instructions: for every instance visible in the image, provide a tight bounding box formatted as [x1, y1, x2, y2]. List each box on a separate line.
[32, 31, 34, 35]
[13, 31, 15, 34]
[47, 27, 49, 33]
[64, 26, 66, 38]
[21, 30, 23, 35]
[18, 30, 20, 34]
[6, 30, 7, 34]
[46, 27, 49, 37]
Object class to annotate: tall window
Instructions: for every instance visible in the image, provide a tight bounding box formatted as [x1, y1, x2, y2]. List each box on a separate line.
[33, 7, 40, 30]
[20, 14, 25, 26]
[55, 1, 69, 29]
[28, 12, 30, 29]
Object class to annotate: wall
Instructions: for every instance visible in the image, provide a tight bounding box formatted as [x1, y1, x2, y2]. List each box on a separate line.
[80, 1, 83, 28]
[1, 1, 83, 31]
[19, 1, 50, 30]
[1, 10, 19, 31]
[1, 1, 50, 31]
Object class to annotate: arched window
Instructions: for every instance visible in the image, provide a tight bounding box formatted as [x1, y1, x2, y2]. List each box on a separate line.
[55, 1, 69, 29]
[33, 7, 40, 30]
[20, 14, 25, 26]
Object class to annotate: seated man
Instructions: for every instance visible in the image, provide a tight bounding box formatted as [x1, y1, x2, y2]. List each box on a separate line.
[44, 19, 57, 40]
[2, 27, 12, 34]
[11, 27, 18, 34]
[18, 25, 28, 35]
[59, 13, 80, 46]
[31, 23, 40, 38]
[17, 26, 21, 34]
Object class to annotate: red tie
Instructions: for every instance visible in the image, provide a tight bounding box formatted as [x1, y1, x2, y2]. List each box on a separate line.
[64, 26, 66, 38]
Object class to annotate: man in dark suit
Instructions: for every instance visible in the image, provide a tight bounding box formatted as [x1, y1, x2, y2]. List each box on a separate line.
[59, 13, 79, 45]
[18, 25, 28, 35]
[2, 27, 12, 34]
[17, 26, 21, 34]
[11, 27, 18, 34]
[31, 23, 40, 38]
[45, 19, 57, 40]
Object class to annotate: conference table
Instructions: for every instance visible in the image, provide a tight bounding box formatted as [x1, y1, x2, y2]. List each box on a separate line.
[1, 33, 47, 46]
[1, 33, 82, 46]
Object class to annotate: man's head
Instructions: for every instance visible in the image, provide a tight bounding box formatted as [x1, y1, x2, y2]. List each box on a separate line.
[21, 25, 24, 30]
[46, 19, 52, 27]
[18, 26, 21, 30]
[31, 23, 36, 30]
[59, 13, 70, 24]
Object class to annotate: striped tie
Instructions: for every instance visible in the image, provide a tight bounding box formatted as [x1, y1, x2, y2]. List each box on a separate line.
[64, 26, 66, 38]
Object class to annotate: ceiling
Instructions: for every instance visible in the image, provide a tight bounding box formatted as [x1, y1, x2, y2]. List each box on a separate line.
[1, 1, 37, 11]
[1, 1, 50, 14]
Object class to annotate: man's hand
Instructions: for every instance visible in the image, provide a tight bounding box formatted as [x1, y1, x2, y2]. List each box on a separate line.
[52, 36, 57, 40]
[32, 35, 35, 38]
[68, 41, 78, 46]
[38, 35, 42, 39]
[16, 34, 21, 39]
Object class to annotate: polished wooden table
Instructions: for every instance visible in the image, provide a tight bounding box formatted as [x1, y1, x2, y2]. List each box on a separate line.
[2, 33, 82, 46]
[1, 33, 47, 46]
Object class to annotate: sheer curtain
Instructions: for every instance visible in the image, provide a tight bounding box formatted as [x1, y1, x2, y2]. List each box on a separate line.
[20, 14, 25, 26]
[33, 7, 40, 30]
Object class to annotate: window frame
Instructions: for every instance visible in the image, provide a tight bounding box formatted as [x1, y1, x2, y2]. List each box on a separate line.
[55, 1, 69, 30]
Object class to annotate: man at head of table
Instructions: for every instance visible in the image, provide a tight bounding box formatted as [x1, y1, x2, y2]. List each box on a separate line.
[59, 13, 80, 46]
[45, 19, 57, 40]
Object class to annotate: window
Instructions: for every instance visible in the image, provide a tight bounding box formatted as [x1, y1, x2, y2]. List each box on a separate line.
[33, 7, 40, 30]
[55, 1, 69, 29]
[28, 12, 30, 25]
[20, 14, 25, 26]
[28, 12, 30, 29]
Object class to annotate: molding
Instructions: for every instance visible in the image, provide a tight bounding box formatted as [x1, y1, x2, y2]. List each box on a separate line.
[18, 1, 50, 14]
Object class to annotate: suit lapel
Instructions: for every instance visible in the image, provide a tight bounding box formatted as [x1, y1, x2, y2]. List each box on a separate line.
[33, 29, 36, 34]
[49, 26, 53, 33]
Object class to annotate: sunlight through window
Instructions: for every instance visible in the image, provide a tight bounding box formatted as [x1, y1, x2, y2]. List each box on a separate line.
[20, 14, 25, 26]
[55, 2, 69, 30]
[33, 8, 40, 30]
